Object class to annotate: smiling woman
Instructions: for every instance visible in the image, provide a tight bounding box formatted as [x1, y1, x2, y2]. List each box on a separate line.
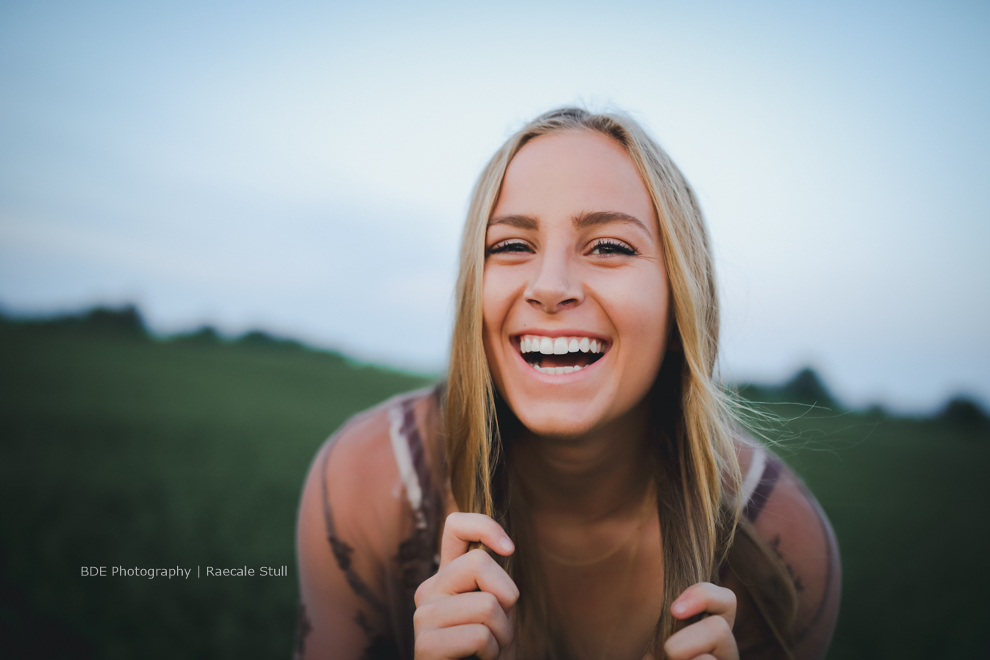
[295, 108, 840, 660]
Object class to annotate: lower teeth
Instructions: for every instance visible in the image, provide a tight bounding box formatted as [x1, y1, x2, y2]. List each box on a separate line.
[531, 364, 583, 375]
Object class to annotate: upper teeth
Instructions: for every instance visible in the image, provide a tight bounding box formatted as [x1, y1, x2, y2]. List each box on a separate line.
[519, 335, 605, 354]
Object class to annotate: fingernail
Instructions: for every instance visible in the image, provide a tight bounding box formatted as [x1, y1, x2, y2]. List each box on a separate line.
[500, 536, 514, 552]
[672, 601, 686, 614]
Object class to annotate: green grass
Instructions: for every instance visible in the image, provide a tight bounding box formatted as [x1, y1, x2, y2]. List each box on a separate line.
[1, 310, 988, 658]
[0, 311, 431, 658]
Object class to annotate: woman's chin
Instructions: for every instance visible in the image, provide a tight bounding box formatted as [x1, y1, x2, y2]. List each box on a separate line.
[511, 403, 609, 440]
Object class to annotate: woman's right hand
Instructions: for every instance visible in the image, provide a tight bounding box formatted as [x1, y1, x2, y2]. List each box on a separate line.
[413, 513, 519, 660]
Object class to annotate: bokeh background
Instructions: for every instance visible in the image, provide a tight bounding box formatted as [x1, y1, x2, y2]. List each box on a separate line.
[1, 1, 988, 658]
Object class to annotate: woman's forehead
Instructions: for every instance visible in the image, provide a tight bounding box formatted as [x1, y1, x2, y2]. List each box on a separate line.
[493, 130, 657, 230]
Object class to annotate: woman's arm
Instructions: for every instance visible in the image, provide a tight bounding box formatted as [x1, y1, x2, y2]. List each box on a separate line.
[295, 407, 411, 659]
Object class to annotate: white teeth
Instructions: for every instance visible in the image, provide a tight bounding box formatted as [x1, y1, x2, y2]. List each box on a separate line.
[520, 335, 605, 354]
[528, 363, 585, 375]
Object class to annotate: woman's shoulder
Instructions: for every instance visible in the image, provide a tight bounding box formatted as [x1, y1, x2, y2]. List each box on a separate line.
[316, 385, 443, 474]
[306, 385, 446, 514]
[294, 386, 447, 657]
[297, 386, 449, 559]
[731, 438, 842, 659]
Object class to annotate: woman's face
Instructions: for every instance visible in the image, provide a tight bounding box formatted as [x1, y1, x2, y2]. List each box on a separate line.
[483, 130, 672, 438]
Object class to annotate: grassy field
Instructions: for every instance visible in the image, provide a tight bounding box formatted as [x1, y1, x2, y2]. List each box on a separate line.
[0, 309, 432, 658]
[1, 308, 988, 658]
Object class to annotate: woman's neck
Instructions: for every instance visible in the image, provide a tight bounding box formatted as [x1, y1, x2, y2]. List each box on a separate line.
[510, 399, 654, 524]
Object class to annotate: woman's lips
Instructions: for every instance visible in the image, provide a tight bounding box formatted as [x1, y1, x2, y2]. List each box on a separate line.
[515, 333, 609, 375]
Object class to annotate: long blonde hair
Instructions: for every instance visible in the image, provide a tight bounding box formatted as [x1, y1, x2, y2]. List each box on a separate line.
[444, 107, 755, 657]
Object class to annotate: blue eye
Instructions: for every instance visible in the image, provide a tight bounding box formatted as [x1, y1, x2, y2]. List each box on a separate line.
[590, 239, 637, 256]
[487, 240, 533, 255]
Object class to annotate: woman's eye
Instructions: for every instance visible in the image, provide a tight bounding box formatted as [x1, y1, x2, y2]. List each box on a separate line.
[589, 239, 637, 256]
[487, 239, 533, 255]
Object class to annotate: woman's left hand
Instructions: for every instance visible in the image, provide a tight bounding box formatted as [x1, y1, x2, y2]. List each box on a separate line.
[663, 582, 738, 660]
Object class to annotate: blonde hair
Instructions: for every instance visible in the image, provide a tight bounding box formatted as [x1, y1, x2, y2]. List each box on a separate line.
[444, 107, 758, 657]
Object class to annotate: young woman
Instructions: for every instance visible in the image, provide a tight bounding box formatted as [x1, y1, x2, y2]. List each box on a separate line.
[295, 108, 841, 660]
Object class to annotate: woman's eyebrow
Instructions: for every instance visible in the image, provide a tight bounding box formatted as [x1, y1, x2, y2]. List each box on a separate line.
[574, 211, 650, 234]
[488, 214, 539, 230]
[488, 212, 649, 232]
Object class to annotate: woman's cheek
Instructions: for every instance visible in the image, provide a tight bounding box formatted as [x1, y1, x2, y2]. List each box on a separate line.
[599, 272, 670, 385]
[481, 266, 518, 385]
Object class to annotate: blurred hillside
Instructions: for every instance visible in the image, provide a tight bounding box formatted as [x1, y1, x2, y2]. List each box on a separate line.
[0, 307, 988, 659]
[0, 306, 432, 658]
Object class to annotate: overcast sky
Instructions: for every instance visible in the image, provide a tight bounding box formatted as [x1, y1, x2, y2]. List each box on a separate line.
[1, 0, 987, 412]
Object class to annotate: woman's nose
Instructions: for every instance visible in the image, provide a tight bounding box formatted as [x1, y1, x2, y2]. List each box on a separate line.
[525, 251, 583, 314]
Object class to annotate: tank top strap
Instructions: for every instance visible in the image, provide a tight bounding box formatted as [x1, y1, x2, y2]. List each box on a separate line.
[388, 393, 444, 589]
[387, 394, 439, 530]
[740, 445, 782, 523]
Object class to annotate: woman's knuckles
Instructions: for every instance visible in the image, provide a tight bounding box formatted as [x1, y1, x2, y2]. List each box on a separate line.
[464, 547, 494, 567]
[413, 576, 437, 608]
[459, 550, 518, 604]
[703, 613, 732, 638]
[415, 624, 499, 660]
[414, 629, 447, 659]
[414, 591, 505, 631]
[475, 626, 497, 653]
[467, 623, 497, 651]
[412, 600, 436, 631]
[471, 590, 501, 622]
[664, 613, 736, 660]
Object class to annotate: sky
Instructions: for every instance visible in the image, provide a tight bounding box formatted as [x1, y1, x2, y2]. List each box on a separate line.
[1, 0, 987, 413]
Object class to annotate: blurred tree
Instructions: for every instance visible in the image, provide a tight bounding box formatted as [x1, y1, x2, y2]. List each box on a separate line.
[938, 396, 990, 430]
[779, 367, 836, 407]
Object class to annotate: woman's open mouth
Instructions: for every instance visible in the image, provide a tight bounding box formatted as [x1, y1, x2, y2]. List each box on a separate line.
[517, 334, 608, 375]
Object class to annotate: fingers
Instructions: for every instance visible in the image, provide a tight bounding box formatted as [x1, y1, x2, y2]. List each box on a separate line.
[440, 512, 514, 568]
[670, 582, 737, 630]
[664, 583, 738, 660]
[414, 623, 500, 660]
[423, 548, 519, 611]
[414, 590, 514, 649]
[413, 514, 519, 659]
[663, 615, 737, 660]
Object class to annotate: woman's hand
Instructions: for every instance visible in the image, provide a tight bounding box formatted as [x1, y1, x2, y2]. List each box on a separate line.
[413, 513, 519, 660]
[663, 582, 738, 660]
